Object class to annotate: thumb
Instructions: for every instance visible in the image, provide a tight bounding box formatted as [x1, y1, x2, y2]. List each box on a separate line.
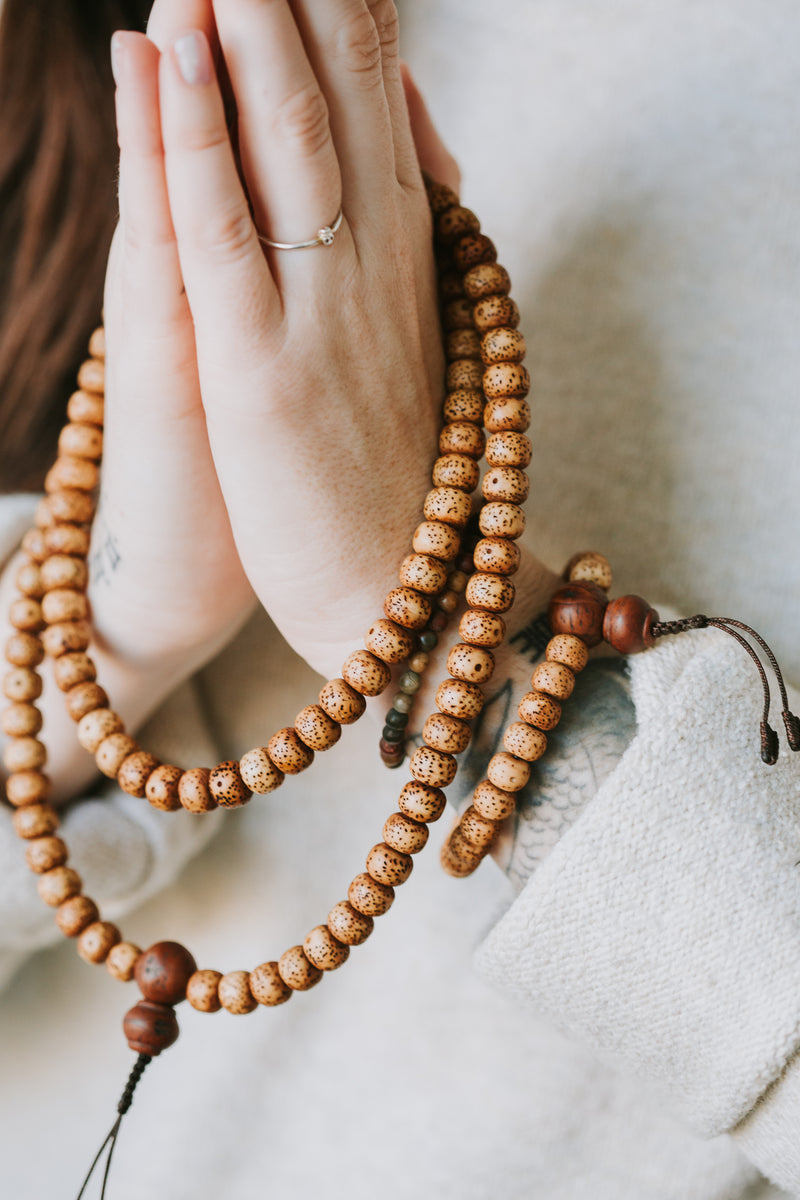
[400, 61, 461, 194]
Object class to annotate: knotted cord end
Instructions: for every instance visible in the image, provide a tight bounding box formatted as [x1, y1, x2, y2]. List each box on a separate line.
[782, 710, 800, 752]
[761, 721, 779, 765]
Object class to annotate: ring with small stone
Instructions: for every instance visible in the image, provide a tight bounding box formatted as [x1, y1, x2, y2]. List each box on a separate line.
[257, 209, 343, 251]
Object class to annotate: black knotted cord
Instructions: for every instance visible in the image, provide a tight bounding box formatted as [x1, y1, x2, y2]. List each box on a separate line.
[74, 1053, 151, 1200]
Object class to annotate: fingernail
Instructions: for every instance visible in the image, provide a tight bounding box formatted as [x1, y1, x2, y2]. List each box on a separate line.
[173, 30, 212, 86]
[110, 31, 124, 87]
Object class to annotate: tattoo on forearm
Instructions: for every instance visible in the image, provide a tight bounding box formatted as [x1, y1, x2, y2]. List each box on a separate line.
[89, 523, 121, 588]
[509, 612, 553, 661]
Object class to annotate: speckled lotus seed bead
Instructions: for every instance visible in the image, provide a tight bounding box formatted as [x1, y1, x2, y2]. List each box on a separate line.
[294, 703, 342, 751]
[21, 529, 46, 562]
[446, 359, 484, 391]
[443, 389, 484, 423]
[479, 502, 526, 540]
[484, 397, 531, 433]
[504, 722, 548, 762]
[118, 751, 160, 798]
[41, 620, 91, 657]
[445, 330, 482, 360]
[459, 806, 500, 851]
[487, 751, 531, 792]
[472, 779, 517, 821]
[384, 587, 432, 631]
[219, 971, 258, 1014]
[13, 803, 58, 839]
[439, 422, 486, 459]
[56, 895, 99, 937]
[431, 454, 480, 492]
[266, 728, 314, 776]
[237, 747, 284, 795]
[278, 946, 323, 991]
[563, 550, 613, 591]
[15, 562, 43, 597]
[24, 835, 67, 874]
[383, 812, 430, 855]
[485, 431, 532, 468]
[412, 521, 461, 562]
[2, 703, 42, 738]
[47, 489, 95, 526]
[434, 678, 484, 721]
[399, 553, 448, 595]
[531, 661, 576, 701]
[3, 667, 42, 703]
[365, 618, 414, 664]
[452, 232, 497, 270]
[11, 597, 45, 632]
[546, 634, 589, 672]
[41, 588, 88, 625]
[318, 678, 367, 724]
[425, 177, 459, 213]
[304, 926, 350, 971]
[5, 632, 44, 668]
[472, 295, 520, 331]
[423, 486, 472, 527]
[465, 573, 516, 614]
[88, 326, 105, 357]
[446, 643, 495, 685]
[482, 467, 529, 505]
[458, 610, 506, 648]
[442, 297, 475, 331]
[78, 921, 121, 964]
[106, 942, 142, 983]
[480, 326, 526, 364]
[517, 690, 562, 730]
[145, 764, 183, 812]
[341, 650, 392, 697]
[422, 713, 471, 755]
[436, 204, 480, 242]
[409, 745, 457, 788]
[45, 455, 99, 493]
[7, 772, 49, 812]
[440, 826, 483, 878]
[366, 842, 414, 887]
[463, 262, 511, 300]
[438, 269, 463, 301]
[483, 363, 530, 401]
[54, 651, 96, 690]
[249, 962, 292, 1007]
[208, 760, 252, 807]
[41, 555, 88, 592]
[348, 872, 395, 917]
[96, 732, 138, 778]
[67, 388, 104, 425]
[59, 421, 103, 460]
[186, 969, 223, 1012]
[44, 523, 90, 557]
[327, 901, 374, 946]
[398, 780, 446, 824]
[77, 357, 104, 393]
[178, 767, 217, 813]
[37, 865, 81, 907]
[77, 707, 122, 753]
[3, 736, 46, 772]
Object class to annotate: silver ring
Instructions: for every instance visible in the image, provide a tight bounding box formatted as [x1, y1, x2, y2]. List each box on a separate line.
[257, 208, 343, 251]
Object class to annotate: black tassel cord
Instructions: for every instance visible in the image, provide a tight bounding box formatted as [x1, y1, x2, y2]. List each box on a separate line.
[74, 1053, 151, 1200]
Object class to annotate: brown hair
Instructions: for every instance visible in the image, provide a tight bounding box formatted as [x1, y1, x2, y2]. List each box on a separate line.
[0, 0, 153, 493]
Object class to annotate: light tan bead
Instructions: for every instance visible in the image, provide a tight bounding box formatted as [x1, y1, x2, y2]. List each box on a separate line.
[484, 397, 531, 433]
[294, 703, 342, 751]
[106, 942, 142, 983]
[446, 359, 484, 392]
[15, 562, 43, 598]
[384, 587, 432, 631]
[278, 945, 323, 992]
[504, 722, 548, 762]
[88, 326, 106, 358]
[398, 780, 446, 823]
[249, 962, 292, 1007]
[383, 811, 430, 855]
[186, 969, 223, 1011]
[38, 865, 81, 907]
[483, 363, 530, 400]
[77, 708, 123, 753]
[472, 779, 517, 821]
[399, 553, 448, 596]
[238, 747, 285, 795]
[423, 486, 472, 527]
[437, 204, 480, 242]
[5, 632, 44, 668]
[425, 179, 459, 214]
[564, 550, 613, 591]
[145, 764, 183, 812]
[327, 901, 374, 947]
[53, 651, 96, 691]
[465, 573, 516, 613]
[44, 523, 90, 557]
[3, 668, 42, 703]
[460, 806, 501, 851]
[409, 651, 430, 674]
[96, 733, 139, 778]
[422, 712, 471, 755]
[443, 389, 484, 424]
[531, 661, 576, 700]
[366, 842, 414, 887]
[452, 231, 497, 270]
[2, 702, 42, 738]
[431, 454, 480, 492]
[59, 422, 103, 461]
[318, 678, 367, 724]
[518, 690, 562, 731]
[9, 597, 43, 632]
[445, 330, 482, 360]
[118, 751, 160, 798]
[409, 744, 457, 788]
[45, 455, 98, 493]
[446, 643, 495, 685]
[463, 262, 511, 300]
[341, 650, 392, 697]
[458, 610, 506, 648]
[41, 588, 88, 624]
[304, 926, 350, 971]
[56, 895, 99, 937]
[266, 730, 314, 776]
[365, 618, 414, 665]
[34, 497, 54, 528]
[178, 767, 217, 813]
[24, 835, 67, 874]
[209, 760, 252, 807]
[41, 555, 88, 592]
[485, 431, 532, 468]
[78, 921, 121, 964]
[65, 682, 108, 722]
[348, 872, 395, 916]
[77, 358, 104, 394]
[435, 678, 484, 721]
[40, 620, 91, 657]
[442, 297, 475, 331]
[472, 537, 521, 576]
[487, 751, 531, 792]
[440, 826, 484, 878]
[3, 736, 46, 772]
[46, 489, 94, 524]
[439, 422, 486, 459]
[67, 389, 104, 426]
[482, 466, 529, 504]
[480, 326, 526, 364]
[13, 803, 58, 839]
[546, 634, 589, 673]
[412, 521, 461, 562]
[219, 970, 258, 1014]
[22, 528, 47, 562]
[6, 770, 50, 807]
[479, 502, 526, 540]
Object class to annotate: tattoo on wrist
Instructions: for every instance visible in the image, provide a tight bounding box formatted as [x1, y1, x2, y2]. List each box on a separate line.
[508, 612, 553, 661]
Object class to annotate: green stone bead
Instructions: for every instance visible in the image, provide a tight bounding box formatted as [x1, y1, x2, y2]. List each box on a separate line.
[385, 708, 409, 729]
[392, 692, 413, 714]
[398, 671, 421, 694]
[418, 631, 438, 652]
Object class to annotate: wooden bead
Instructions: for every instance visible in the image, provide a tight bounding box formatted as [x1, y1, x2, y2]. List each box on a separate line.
[484, 397, 531, 433]
[453, 232, 496, 270]
[384, 587, 432, 632]
[459, 806, 501, 851]
[366, 842, 414, 887]
[2, 702, 42, 738]
[53, 651, 96, 691]
[37, 865, 81, 907]
[479, 502, 526, 540]
[442, 297, 475, 332]
[219, 970, 258, 1014]
[135, 941, 197, 1005]
[564, 550, 613, 591]
[77, 357, 104, 393]
[445, 330, 482, 360]
[78, 921, 121, 964]
[485, 431, 532, 468]
[434, 678, 484, 721]
[67, 388, 104, 425]
[518, 690, 562, 730]
[24, 835, 67, 874]
[458, 610, 506, 648]
[423, 486, 472, 527]
[3, 736, 46, 772]
[395, 783, 443, 827]
[422, 712, 471, 754]
[483, 363, 530, 400]
[438, 268, 464, 301]
[41, 588, 88, 624]
[364, 619, 414, 665]
[65, 682, 109, 722]
[249, 962, 292, 1007]
[440, 826, 484, 877]
[473, 296, 520, 334]
[59, 422, 103, 461]
[446, 643, 495, 685]
[482, 467, 529, 504]
[178, 767, 217, 813]
[96, 733, 139, 778]
[21, 528, 47, 562]
[46, 489, 94, 524]
[40, 620, 91, 657]
[318, 678, 367, 725]
[431, 454, 480, 493]
[186, 969, 223, 1012]
[15, 562, 43, 598]
[9, 598, 43, 632]
[602, 595, 659, 654]
[409, 744, 457, 788]
[426, 178, 459, 213]
[327, 901, 374, 947]
[34, 497, 54, 528]
[546, 634, 589, 672]
[88, 326, 105, 358]
[399, 553, 448, 596]
[123, 1000, 179, 1056]
[437, 204, 480, 242]
[6, 770, 50, 807]
[439, 422, 486, 459]
[348, 871, 395, 916]
[77, 708, 123, 753]
[294, 703, 342, 751]
[238, 748, 285, 795]
[3, 667, 42, 703]
[383, 811, 430, 855]
[118, 751, 160, 798]
[487, 751, 531, 792]
[13, 802, 58, 838]
[472, 779, 517, 820]
[465, 573, 515, 613]
[41, 555, 88, 592]
[531, 661, 576, 701]
[278, 946, 323, 991]
[547, 582, 608, 649]
[106, 941, 142, 983]
[443, 388, 484, 425]
[45, 455, 98, 493]
[265, 729, 313, 776]
[446, 359, 485, 392]
[481, 326, 526, 364]
[4, 632, 44, 668]
[463, 262, 511, 300]
[209, 760, 252, 806]
[504, 722, 547, 762]
[304, 926, 350, 971]
[44, 523, 90, 557]
[145, 764, 183, 812]
[341, 650, 392, 697]
[412, 521, 461, 562]
[56, 895, 99, 937]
